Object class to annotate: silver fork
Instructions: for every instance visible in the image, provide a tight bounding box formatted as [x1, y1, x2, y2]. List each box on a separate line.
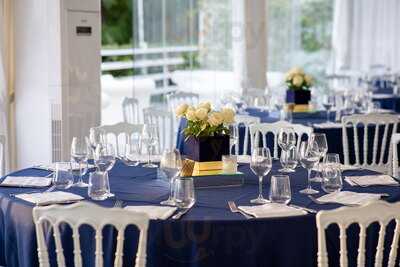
[114, 200, 124, 208]
[228, 201, 253, 219]
[308, 195, 359, 207]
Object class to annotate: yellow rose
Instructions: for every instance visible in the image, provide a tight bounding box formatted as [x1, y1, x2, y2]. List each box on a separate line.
[175, 103, 188, 117]
[185, 107, 197, 121]
[292, 74, 304, 87]
[290, 67, 304, 75]
[221, 108, 235, 124]
[198, 101, 211, 112]
[285, 72, 294, 81]
[208, 112, 223, 127]
[195, 107, 208, 121]
[304, 75, 313, 86]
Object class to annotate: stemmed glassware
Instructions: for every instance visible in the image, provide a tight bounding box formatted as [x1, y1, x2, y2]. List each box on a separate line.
[250, 147, 272, 204]
[71, 137, 89, 187]
[299, 141, 320, 194]
[280, 148, 298, 173]
[322, 95, 335, 123]
[278, 127, 296, 172]
[94, 143, 116, 197]
[321, 164, 342, 193]
[123, 133, 141, 166]
[142, 124, 159, 168]
[309, 133, 328, 182]
[160, 149, 182, 206]
[89, 128, 104, 152]
[229, 124, 238, 155]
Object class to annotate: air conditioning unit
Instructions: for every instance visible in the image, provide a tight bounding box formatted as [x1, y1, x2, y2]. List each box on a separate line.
[15, 0, 101, 168]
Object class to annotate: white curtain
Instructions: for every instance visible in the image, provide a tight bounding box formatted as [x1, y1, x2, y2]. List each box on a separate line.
[331, 0, 400, 73]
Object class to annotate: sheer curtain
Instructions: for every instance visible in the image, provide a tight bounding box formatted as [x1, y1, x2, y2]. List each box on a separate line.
[0, 0, 12, 173]
[331, 0, 400, 73]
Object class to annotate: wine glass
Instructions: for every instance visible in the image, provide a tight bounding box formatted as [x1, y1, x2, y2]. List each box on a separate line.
[299, 141, 320, 194]
[94, 143, 116, 197]
[229, 124, 238, 155]
[278, 127, 296, 172]
[142, 124, 159, 168]
[71, 137, 89, 187]
[309, 133, 328, 182]
[324, 153, 340, 167]
[89, 128, 105, 152]
[280, 148, 298, 173]
[160, 149, 182, 206]
[321, 164, 342, 193]
[322, 95, 335, 123]
[250, 147, 272, 204]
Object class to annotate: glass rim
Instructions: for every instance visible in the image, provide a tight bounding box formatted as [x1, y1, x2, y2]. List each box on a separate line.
[271, 174, 290, 179]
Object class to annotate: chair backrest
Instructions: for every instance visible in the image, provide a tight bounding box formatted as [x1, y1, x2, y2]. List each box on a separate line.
[94, 122, 144, 156]
[316, 200, 400, 267]
[391, 133, 400, 178]
[249, 121, 313, 158]
[122, 97, 140, 124]
[342, 114, 399, 174]
[32, 202, 150, 267]
[167, 91, 199, 111]
[235, 115, 261, 155]
[143, 107, 174, 153]
[0, 135, 5, 176]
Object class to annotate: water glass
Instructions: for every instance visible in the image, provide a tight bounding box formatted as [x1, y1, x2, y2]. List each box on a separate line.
[222, 155, 238, 174]
[324, 153, 340, 166]
[279, 148, 298, 173]
[88, 171, 109, 201]
[269, 175, 291, 204]
[174, 177, 195, 209]
[321, 165, 343, 193]
[53, 162, 74, 189]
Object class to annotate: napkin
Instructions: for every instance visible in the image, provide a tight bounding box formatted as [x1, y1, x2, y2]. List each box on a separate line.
[124, 205, 177, 220]
[237, 155, 251, 164]
[238, 203, 307, 218]
[313, 122, 342, 129]
[35, 162, 95, 172]
[317, 191, 381, 205]
[341, 164, 361, 171]
[0, 176, 52, 188]
[15, 191, 84, 206]
[345, 175, 399, 187]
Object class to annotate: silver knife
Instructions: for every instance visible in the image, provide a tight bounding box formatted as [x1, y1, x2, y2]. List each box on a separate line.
[172, 204, 194, 220]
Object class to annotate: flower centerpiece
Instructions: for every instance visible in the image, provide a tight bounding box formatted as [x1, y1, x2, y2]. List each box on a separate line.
[285, 67, 313, 106]
[176, 102, 235, 162]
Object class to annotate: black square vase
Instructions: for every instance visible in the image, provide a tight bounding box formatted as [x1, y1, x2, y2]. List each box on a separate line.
[184, 135, 230, 162]
[286, 89, 311, 104]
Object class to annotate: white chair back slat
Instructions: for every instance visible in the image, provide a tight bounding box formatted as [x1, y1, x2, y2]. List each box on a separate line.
[95, 122, 144, 157]
[249, 121, 313, 158]
[342, 114, 399, 174]
[235, 115, 261, 155]
[391, 133, 400, 178]
[72, 227, 83, 267]
[388, 220, 400, 267]
[53, 223, 66, 267]
[0, 135, 5, 176]
[143, 107, 174, 153]
[167, 91, 199, 111]
[122, 97, 140, 124]
[316, 200, 400, 267]
[32, 202, 150, 267]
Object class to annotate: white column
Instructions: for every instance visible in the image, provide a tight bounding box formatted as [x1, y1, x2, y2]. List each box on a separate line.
[232, 0, 268, 92]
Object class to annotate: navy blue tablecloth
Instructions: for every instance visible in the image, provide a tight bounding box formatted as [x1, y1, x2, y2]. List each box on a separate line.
[1, 160, 400, 267]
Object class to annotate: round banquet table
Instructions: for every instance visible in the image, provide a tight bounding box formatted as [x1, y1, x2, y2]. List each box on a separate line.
[1, 160, 400, 267]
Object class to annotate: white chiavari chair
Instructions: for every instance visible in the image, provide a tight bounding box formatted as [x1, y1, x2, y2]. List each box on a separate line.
[391, 133, 400, 178]
[249, 121, 313, 158]
[0, 134, 5, 176]
[342, 114, 399, 174]
[166, 91, 199, 111]
[94, 122, 144, 157]
[235, 115, 261, 155]
[122, 97, 140, 124]
[316, 200, 400, 267]
[33, 202, 150, 267]
[143, 107, 174, 153]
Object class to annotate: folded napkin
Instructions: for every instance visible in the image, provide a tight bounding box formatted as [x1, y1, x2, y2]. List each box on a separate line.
[35, 162, 95, 172]
[345, 175, 398, 187]
[237, 155, 251, 164]
[0, 176, 52, 188]
[341, 164, 361, 171]
[238, 203, 307, 218]
[317, 191, 381, 206]
[15, 191, 84, 206]
[125, 205, 177, 220]
[313, 122, 342, 129]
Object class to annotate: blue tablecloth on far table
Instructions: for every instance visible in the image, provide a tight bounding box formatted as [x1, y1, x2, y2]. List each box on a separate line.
[1, 160, 400, 267]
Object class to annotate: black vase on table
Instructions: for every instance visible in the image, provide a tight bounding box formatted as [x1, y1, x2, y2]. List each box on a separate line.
[183, 135, 230, 162]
